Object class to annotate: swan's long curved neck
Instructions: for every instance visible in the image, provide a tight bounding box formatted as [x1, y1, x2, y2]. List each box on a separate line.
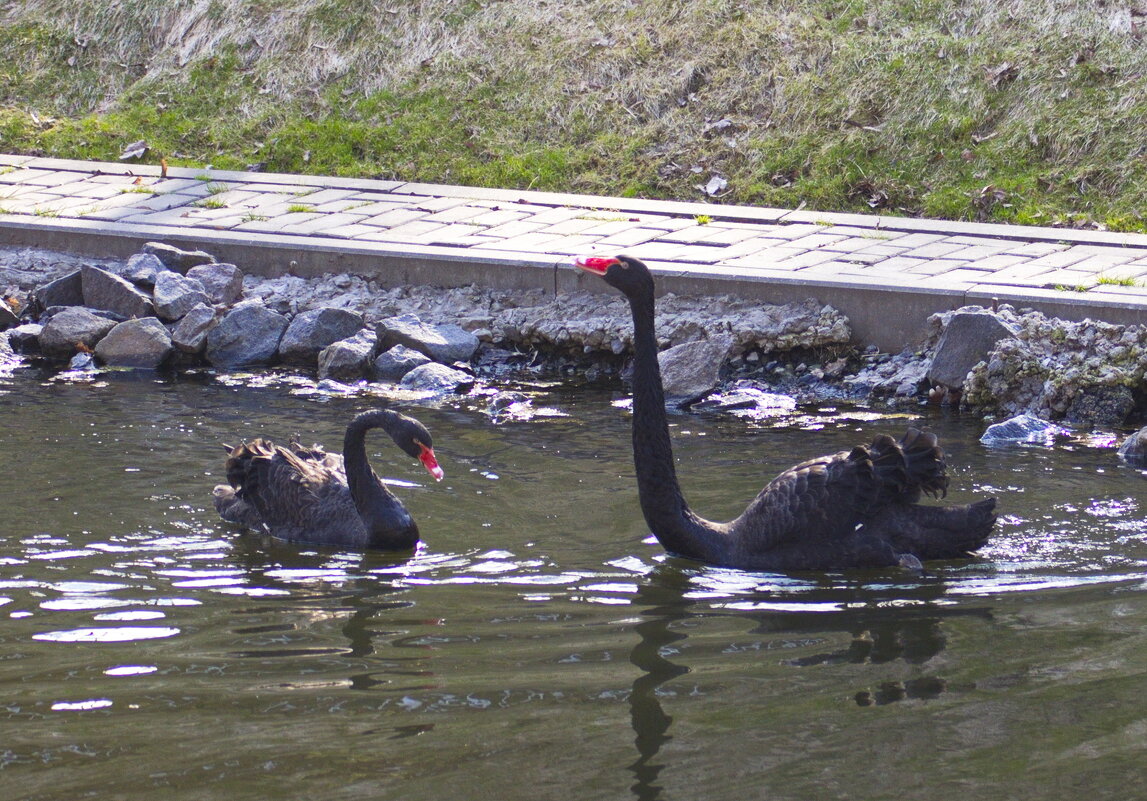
[343, 413, 400, 517]
[628, 291, 729, 562]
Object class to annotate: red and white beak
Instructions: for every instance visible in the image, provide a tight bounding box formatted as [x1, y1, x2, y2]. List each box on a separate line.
[574, 255, 618, 275]
[418, 443, 444, 481]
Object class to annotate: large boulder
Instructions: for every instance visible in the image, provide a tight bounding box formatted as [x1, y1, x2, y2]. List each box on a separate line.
[376, 313, 479, 364]
[153, 272, 210, 322]
[171, 303, 218, 354]
[186, 262, 244, 306]
[39, 307, 117, 358]
[81, 265, 155, 319]
[658, 336, 733, 407]
[979, 413, 1068, 446]
[279, 307, 365, 366]
[205, 302, 288, 368]
[117, 253, 166, 288]
[317, 328, 377, 381]
[140, 241, 216, 274]
[372, 343, 431, 382]
[0, 301, 18, 331]
[94, 317, 173, 369]
[400, 362, 474, 394]
[6, 323, 43, 354]
[32, 270, 84, 311]
[927, 311, 1017, 390]
[1118, 426, 1147, 466]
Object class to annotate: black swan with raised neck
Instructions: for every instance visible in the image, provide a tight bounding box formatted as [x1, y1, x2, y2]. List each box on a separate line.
[576, 254, 997, 572]
[212, 408, 443, 550]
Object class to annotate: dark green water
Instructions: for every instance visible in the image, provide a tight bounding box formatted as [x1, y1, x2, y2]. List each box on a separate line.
[3, 363, 1147, 800]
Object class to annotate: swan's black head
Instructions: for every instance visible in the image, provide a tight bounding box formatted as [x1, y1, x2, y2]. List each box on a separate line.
[355, 409, 444, 481]
[575, 255, 655, 299]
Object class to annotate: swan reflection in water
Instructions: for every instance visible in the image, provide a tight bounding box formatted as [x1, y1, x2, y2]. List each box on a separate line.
[623, 564, 993, 801]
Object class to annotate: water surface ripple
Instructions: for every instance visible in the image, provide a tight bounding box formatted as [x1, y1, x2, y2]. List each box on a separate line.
[3, 367, 1147, 800]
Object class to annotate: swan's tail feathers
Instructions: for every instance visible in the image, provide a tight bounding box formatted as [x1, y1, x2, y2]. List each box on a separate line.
[888, 497, 998, 561]
[898, 428, 950, 499]
[865, 428, 949, 504]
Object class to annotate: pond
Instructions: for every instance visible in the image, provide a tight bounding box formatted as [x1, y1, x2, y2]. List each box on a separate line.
[3, 362, 1147, 800]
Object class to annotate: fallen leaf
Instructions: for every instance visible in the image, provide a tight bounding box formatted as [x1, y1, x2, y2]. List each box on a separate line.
[120, 140, 148, 160]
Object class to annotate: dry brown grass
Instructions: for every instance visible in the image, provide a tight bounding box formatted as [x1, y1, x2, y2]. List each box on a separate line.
[3, 0, 1146, 226]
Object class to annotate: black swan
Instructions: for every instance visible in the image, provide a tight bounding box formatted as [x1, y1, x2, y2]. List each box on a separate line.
[212, 408, 443, 550]
[575, 254, 997, 571]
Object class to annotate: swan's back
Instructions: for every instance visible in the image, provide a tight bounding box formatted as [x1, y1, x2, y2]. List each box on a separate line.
[216, 438, 367, 544]
[729, 429, 991, 569]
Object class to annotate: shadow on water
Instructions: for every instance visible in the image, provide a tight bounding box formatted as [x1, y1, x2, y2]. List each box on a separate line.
[623, 563, 995, 801]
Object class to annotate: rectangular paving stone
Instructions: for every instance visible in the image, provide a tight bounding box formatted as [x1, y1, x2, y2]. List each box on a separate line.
[422, 205, 488, 223]
[1022, 250, 1091, 269]
[1002, 241, 1071, 258]
[1068, 254, 1138, 273]
[291, 188, 361, 204]
[476, 232, 568, 252]
[1038, 269, 1100, 287]
[481, 220, 547, 238]
[278, 212, 370, 235]
[469, 208, 529, 226]
[541, 218, 608, 235]
[902, 241, 968, 259]
[593, 227, 661, 249]
[362, 207, 432, 227]
[578, 220, 645, 237]
[326, 223, 389, 239]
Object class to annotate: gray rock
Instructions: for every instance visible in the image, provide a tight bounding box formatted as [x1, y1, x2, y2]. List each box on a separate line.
[0, 301, 18, 331]
[658, 336, 732, 406]
[32, 269, 84, 312]
[279, 307, 365, 366]
[376, 313, 479, 364]
[692, 385, 797, 415]
[140, 241, 216, 274]
[372, 343, 431, 381]
[980, 413, 1068, 446]
[171, 303, 218, 354]
[39, 307, 117, 359]
[928, 311, 1017, 390]
[94, 317, 173, 369]
[186, 262, 244, 306]
[152, 272, 211, 322]
[1064, 385, 1135, 427]
[317, 328, 377, 381]
[81, 264, 155, 319]
[119, 253, 166, 288]
[205, 302, 288, 368]
[7, 323, 43, 354]
[399, 362, 475, 394]
[1118, 426, 1147, 466]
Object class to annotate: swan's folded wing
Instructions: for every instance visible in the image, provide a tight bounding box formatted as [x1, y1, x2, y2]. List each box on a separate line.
[226, 440, 353, 536]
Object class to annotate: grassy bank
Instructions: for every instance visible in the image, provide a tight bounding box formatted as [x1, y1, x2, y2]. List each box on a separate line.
[2, 0, 1145, 230]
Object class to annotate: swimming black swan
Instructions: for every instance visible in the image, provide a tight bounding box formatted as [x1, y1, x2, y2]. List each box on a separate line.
[212, 408, 443, 549]
[575, 254, 997, 571]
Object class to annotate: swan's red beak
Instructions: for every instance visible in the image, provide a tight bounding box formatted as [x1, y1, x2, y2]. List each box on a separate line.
[418, 442, 445, 481]
[574, 256, 618, 276]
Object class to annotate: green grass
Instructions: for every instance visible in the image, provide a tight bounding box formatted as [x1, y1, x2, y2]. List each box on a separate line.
[1097, 275, 1140, 287]
[286, 203, 316, 213]
[0, 0, 1145, 228]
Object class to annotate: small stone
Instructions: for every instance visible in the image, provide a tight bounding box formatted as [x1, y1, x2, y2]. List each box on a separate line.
[372, 343, 432, 381]
[94, 317, 173, 369]
[279, 307, 365, 366]
[186, 262, 244, 306]
[153, 271, 210, 322]
[171, 303, 218, 354]
[81, 265, 155, 319]
[205, 302, 288, 368]
[39, 307, 117, 359]
[140, 241, 216, 274]
[317, 328, 378, 381]
[400, 362, 475, 394]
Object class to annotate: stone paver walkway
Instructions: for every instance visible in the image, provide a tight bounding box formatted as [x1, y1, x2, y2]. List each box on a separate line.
[3, 153, 1147, 349]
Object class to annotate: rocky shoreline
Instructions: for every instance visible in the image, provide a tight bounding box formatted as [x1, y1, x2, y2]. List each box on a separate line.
[2, 242, 1147, 460]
